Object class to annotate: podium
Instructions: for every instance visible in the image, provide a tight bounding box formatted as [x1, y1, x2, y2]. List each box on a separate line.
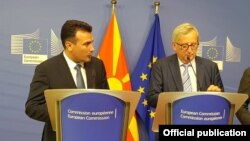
[152, 92, 248, 132]
[44, 89, 140, 141]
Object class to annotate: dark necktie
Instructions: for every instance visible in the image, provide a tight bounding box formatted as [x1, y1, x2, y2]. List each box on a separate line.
[74, 64, 85, 88]
[182, 64, 192, 92]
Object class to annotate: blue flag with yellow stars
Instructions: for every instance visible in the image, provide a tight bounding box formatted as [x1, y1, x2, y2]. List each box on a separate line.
[131, 14, 166, 141]
[23, 39, 48, 54]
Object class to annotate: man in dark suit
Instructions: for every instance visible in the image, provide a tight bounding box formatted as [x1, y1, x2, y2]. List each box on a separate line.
[146, 22, 224, 108]
[236, 67, 250, 124]
[25, 20, 109, 141]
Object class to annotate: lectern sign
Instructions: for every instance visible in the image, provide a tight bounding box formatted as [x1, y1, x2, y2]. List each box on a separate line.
[172, 95, 230, 124]
[152, 92, 248, 132]
[60, 93, 125, 141]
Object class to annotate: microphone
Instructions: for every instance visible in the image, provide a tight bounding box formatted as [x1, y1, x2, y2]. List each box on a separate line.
[187, 56, 201, 91]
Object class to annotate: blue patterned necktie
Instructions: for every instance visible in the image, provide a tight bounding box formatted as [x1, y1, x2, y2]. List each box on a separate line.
[74, 64, 85, 88]
[182, 64, 192, 92]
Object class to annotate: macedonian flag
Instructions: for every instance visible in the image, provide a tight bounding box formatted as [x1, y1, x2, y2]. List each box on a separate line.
[97, 12, 139, 141]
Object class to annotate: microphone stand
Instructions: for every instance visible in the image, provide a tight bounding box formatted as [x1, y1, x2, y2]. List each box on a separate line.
[187, 57, 201, 91]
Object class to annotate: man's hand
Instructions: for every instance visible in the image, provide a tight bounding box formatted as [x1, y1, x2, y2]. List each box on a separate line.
[207, 84, 222, 92]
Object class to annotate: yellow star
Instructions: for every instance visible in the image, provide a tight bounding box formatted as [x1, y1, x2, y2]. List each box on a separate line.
[148, 62, 152, 68]
[148, 56, 158, 68]
[142, 99, 148, 106]
[152, 56, 158, 64]
[140, 73, 147, 81]
[137, 86, 145, 94]
[149, 110, 155, 118]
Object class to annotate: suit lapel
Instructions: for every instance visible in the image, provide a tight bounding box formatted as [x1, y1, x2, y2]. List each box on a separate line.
[58, 53, 76, 88]
[196, 57, 205, 91]
[85, 63, 94, 89]
[169, 55, 183, 91]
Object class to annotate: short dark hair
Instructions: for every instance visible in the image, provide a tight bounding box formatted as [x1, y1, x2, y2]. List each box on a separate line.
[60, 20, 92, 48]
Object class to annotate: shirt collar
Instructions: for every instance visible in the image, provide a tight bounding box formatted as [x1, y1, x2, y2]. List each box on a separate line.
[178, 57, 196, 67]
[63, 51, 80, 69]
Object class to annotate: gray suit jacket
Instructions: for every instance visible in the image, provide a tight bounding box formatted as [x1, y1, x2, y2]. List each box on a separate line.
[25, 52, 109, 141]
[236, 67, 250, 124]
[146, 54, 224, 108]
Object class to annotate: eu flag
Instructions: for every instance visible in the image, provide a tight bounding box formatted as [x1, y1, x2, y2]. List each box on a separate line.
[131, 14, 166, 141]
[202, 45, 224, 61]
[23, 39, 48, 54]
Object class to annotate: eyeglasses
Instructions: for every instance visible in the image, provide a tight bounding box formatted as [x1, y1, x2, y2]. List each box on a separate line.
[175, 42, 199, 50]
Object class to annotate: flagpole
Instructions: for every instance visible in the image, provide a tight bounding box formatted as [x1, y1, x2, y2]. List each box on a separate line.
[111, 0, 117, 14]
[154, 1, 160, 14]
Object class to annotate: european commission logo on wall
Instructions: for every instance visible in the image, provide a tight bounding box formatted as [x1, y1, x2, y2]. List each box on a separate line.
[10, 29, 63, 65]
[197, 36, 241, 71]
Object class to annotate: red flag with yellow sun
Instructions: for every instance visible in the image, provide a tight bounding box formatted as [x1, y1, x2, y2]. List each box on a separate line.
[97, 12, 139, 141]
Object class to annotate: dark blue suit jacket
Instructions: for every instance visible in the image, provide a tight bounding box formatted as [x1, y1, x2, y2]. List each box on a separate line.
[146, 54, 224, 108]
[25, 52, 109, 141]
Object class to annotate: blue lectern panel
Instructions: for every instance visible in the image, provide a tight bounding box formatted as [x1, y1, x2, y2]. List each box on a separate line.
[61, 93, 125, 141]
[172, 94, 230, 124]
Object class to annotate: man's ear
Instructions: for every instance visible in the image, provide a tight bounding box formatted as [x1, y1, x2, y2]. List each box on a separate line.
[172, 42, 177, 51]
[65, 40, 73, 51]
